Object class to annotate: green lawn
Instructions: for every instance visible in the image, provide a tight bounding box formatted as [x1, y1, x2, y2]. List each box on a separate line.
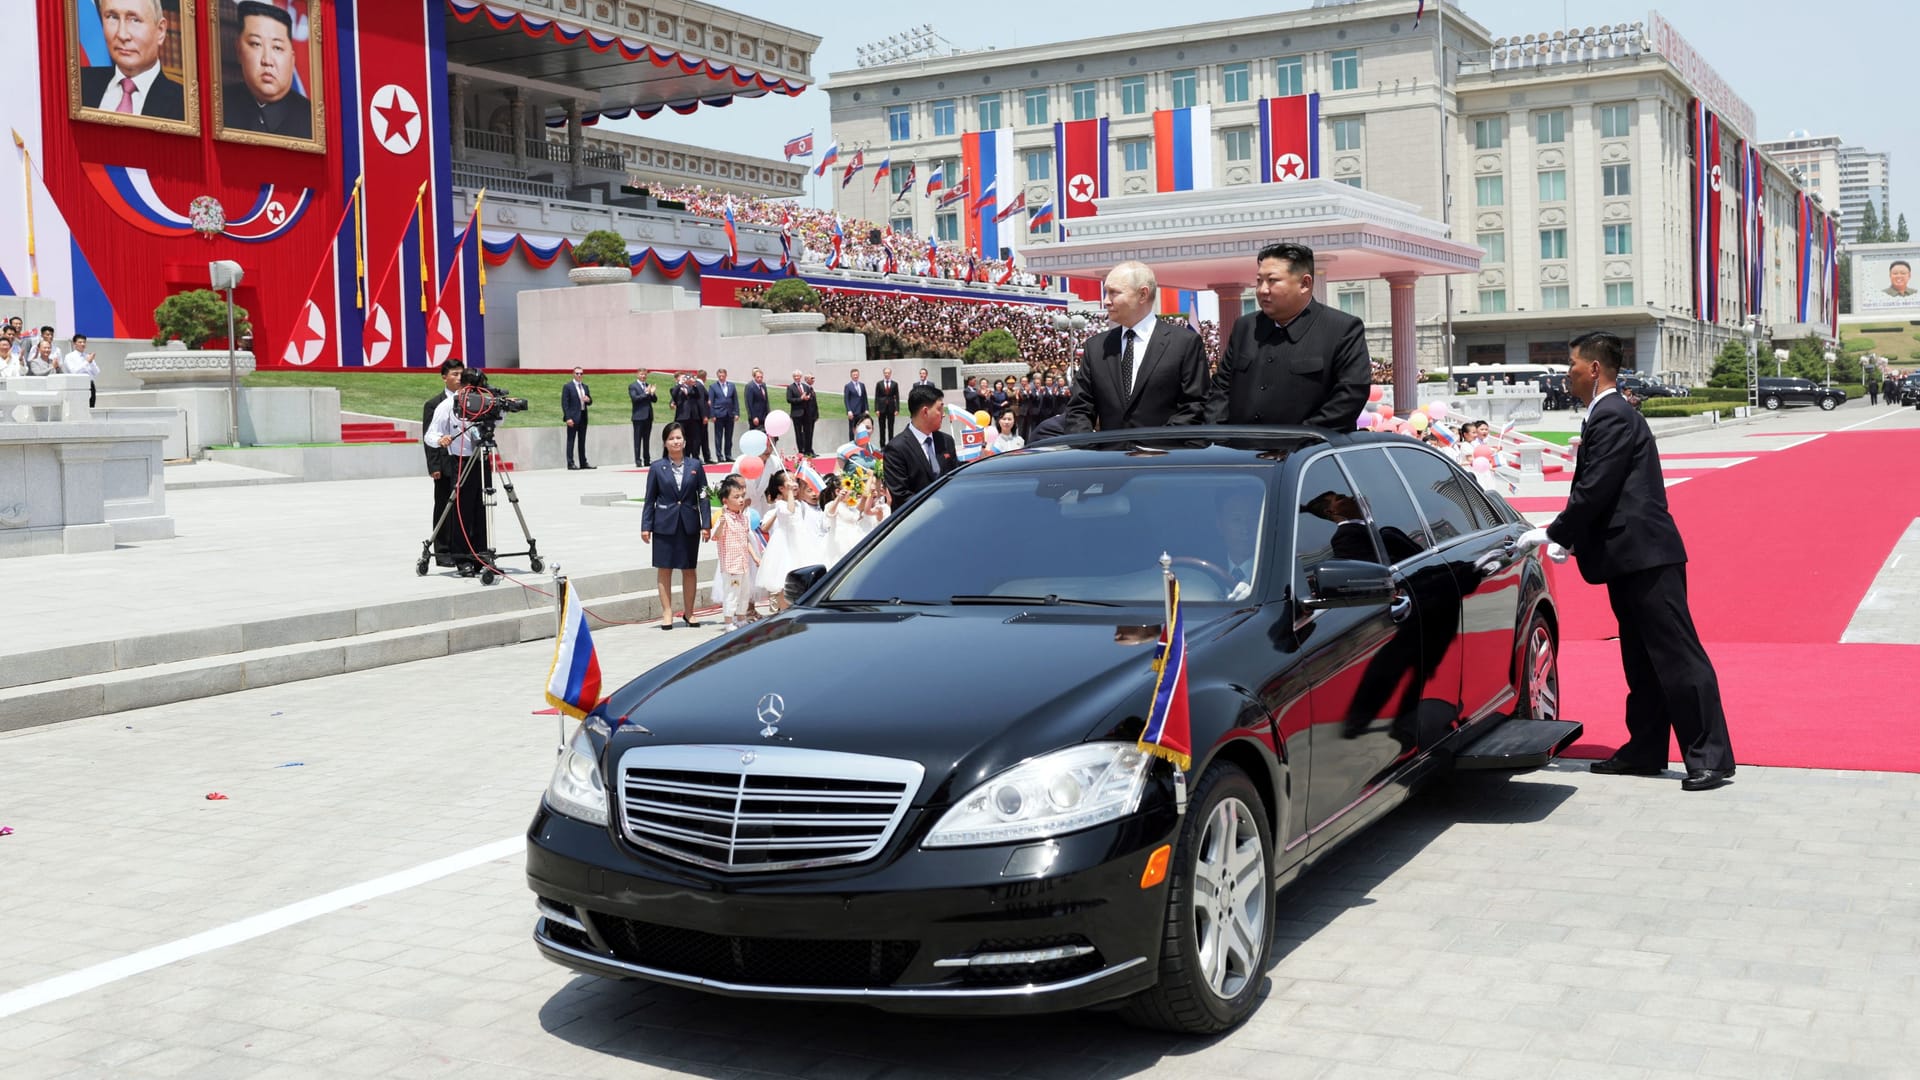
[245, 371, 847, 427]
[1523, 430, 1577, 446]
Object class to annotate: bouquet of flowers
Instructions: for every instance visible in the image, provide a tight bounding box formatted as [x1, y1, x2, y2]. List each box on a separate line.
[188, 196, 226, 239]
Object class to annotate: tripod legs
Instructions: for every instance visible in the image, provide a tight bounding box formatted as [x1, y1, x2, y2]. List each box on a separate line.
[413, 437, 543, 584]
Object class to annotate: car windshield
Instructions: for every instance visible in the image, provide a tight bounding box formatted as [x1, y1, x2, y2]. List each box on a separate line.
[826, 466, 1270, 605]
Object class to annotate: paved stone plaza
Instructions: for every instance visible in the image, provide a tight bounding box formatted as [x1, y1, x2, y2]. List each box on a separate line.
[3, 400, 1919, 1078]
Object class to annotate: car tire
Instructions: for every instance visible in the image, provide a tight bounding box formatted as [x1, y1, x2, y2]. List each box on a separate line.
[1763, 395, 1782, 410]
[1122, 762, 1272, 1035]
[1514, 609, 1559, 722]
[1819, 397, 1837, 411]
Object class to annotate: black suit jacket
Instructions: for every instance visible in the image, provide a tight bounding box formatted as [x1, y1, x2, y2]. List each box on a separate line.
[1062, 319, 1209, 433]
[628, 379, 657, 422]
[561, 380, 591, 423]
[1545, 391, 1688, 585]
[422, 391, 450, 475]
[875, 380, 900, 415]
[671, 382, 701, 423]
[1205, 301, 1370, 431]
[786, 381, 818, 421]
[640, 458, 712, 536]
[883, 427, 958, 503]
[81, 66, 186, 121]
[746, 381, 771, 425]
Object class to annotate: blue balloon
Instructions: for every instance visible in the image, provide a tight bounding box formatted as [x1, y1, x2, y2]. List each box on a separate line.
[747, 509, 762, 532]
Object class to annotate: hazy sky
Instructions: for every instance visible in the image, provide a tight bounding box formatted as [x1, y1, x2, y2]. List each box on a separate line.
[616, 0, 1904, 221]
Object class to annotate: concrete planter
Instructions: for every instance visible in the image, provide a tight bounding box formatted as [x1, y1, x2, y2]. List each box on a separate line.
[760, 312, 827, 334]
[568, 266, 632, 286]
[121, 349, 256, 388]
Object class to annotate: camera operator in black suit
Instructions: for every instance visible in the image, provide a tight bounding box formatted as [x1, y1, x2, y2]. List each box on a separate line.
[422, 359, 463, 566]
[1530, 330, 1736, 791]
[1205, 242, 1371, 432]
[1062, 261, 1209, 433]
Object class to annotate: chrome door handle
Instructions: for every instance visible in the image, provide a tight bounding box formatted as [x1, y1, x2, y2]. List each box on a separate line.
[1389, 592, 1413, 623]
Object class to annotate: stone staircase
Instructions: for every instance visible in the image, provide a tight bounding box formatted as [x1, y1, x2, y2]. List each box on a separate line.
[0, 560, 714, 732]
[340, 420, 415, 445]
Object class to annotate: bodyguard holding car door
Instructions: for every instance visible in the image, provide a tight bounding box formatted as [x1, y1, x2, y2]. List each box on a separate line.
[1523, 330, 1735, 791]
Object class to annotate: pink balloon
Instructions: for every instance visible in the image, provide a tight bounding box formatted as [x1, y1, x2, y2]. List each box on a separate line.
[1471, 457, 1494, 474]
[764, 410, 793, 438]
[1473, 444, 1495, 459]
[1378, 405, 1395, 421]
[1426, 401, 1449, 420]
[738, 455, 765, 480]
[1368, 385, 1385, 403]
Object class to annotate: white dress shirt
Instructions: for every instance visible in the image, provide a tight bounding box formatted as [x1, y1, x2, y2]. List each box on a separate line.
[96, 63, 161, 113]
[62, 353, 99, 378]
[424, 396, 476, 457]
[1117, 314, 1158, 395]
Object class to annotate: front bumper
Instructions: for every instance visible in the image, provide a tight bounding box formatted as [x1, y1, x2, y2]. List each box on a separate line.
[526, 800, 1179, 1015]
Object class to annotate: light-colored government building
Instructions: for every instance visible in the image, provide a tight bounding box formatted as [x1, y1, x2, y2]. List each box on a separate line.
[1757, 134, 1892, 244]
[826, 0, 1838, 383]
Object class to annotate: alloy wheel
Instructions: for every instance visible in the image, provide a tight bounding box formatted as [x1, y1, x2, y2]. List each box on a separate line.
[1191, 795, 1267, 1001]
[1527, 623, 1559, 721]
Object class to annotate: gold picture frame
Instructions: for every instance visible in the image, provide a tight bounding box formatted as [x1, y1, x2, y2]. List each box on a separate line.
[209, 0, 325, 154]
[66, 0, 202, 136]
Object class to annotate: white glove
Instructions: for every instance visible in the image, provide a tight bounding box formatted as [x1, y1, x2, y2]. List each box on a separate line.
[1545, 543, 1570, 564]
[1515, 527, 1550, 549]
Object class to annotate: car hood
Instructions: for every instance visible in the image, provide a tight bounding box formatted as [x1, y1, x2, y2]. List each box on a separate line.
[602, 607, 1220, 804]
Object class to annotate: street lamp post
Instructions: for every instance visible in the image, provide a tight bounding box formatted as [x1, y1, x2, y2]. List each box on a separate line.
[1822, 349, 1836, 389]
[1049, 311, 1088, 371]
[1773, 348, 1788, 378]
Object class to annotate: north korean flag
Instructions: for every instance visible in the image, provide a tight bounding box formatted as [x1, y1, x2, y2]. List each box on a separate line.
[1259, 94, 1320, 183]
[279, 181, 363, 368]
[425, 197, 483, 368]
[361, 188, 426, 368]
[1054, 118, 1110, 239]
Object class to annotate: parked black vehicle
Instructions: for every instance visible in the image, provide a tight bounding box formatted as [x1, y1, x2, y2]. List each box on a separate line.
[1615, 375, 1685, 406]
[1755, 376, 1846, 411]
[526, 428, 1580, 1035]
[1900, 374, 1920, 407]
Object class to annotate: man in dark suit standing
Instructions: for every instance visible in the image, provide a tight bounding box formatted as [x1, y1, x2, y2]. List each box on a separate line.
[670, 373, 701, 454]
[708, 368, 739, 462]
[628, 367, 657, 467]
[874, 367, 900, 444]
[962, 376, 984, 417]
[1062, 261, 1209, 433]
[786, 370, 817, 457]
[423, 359, 463, 565]
[81, 0, 187, 121]
[883, 385, 958, 503]
[561, 367, 594, 469]
[1205, 242, 1370, 432]
[1534, 330, 1735, 792]
[843, 368, 870, 443]
[745, 368, 771, 431]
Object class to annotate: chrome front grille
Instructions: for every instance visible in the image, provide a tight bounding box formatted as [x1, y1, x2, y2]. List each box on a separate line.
[617, 745, 924, 873]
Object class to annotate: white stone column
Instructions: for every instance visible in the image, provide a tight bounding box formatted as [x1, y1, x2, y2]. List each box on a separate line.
[1312, 256, 1336, 303]
[1213, 285, 1245, 343]
[1385, 271, 1421, 411]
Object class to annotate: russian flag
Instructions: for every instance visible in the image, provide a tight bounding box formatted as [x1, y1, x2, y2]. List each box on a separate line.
[924, 164, 945, 196]
[871, 156, 891, 192]
[722, 196, 740, 265]
[544, 579, 604, 721]
[1152, 106, 1214, 192]
[814, 141, 840, 178]
[1258, 94, 1320, 184]
[961, 129, 1016, 258]
[1027, 201, 1055, 231]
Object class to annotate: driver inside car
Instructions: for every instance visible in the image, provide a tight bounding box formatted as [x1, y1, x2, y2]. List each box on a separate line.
[1217, 490, 1263, 602]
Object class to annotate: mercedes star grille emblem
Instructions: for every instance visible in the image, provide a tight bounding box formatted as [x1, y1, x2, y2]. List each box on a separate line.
[756, 693, 785, 738]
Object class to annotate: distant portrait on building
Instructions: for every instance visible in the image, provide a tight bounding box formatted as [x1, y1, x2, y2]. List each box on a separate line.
[65, 0, 200, 135]
[1852, 247, 1920, 314]
[210, 0, 323, 152]
[1884, 260, 1915, 298]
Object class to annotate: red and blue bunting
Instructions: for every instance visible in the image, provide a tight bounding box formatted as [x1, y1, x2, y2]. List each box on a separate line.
[478, 232, 777, 278]
[80, 164, 313, 244]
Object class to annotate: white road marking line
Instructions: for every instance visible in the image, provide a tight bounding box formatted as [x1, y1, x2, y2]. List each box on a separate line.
[1769, 435, 1824, 452]
[0, 836, 523, 1021]
[1838, 409, 1912, 432]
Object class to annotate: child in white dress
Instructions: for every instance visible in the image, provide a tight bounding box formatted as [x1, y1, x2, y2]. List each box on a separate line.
[757, 470, 826, 607]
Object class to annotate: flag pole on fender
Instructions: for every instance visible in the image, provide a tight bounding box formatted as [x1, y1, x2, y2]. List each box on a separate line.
[544, 571, 605, 730]
[1139, 552, 1193, 786]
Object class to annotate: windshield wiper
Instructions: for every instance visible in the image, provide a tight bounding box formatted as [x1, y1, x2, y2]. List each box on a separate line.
[947, 594, 1123, 607]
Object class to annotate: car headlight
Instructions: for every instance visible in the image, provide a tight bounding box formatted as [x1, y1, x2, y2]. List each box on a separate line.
[923, 743, 1151, 848]
[545, 719, 609, 826]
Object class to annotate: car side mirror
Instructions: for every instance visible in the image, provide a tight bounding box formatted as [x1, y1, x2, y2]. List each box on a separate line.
[1302, 560, 1395, 611]
[784, 564, 828, 605]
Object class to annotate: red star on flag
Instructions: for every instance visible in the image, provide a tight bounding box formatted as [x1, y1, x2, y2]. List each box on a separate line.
[375, 96, 417, 147]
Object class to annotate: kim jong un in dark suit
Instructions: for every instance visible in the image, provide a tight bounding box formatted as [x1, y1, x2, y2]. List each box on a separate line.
[1205, 242, 1371, 432]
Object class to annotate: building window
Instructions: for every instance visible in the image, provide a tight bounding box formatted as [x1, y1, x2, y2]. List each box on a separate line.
[1605, 281, 1634, 306]
[891, 168, 911, 195]
[1071, 82, 1097, 120]
[1598, 104, 1632, 139]
[887, 106, 911, 142]
[932, 99, 956, 137]
[1275, 56, 1304, 97]
[890, 216, 913, 235]
[1604, 223, 1632, 255]
[977, 94, 1002, 131]
[1171, 69, 1198, 110]
[1224, 128, 1253, 162]
[936, 212, 960, 242]
[1330, 49, 1359, 91]
[1332, 118, 1363, 151]
[1539, 228, 1567, 260]
[1535, 111, 1566, 144]
[1337, 288, 1367, 320]
[1473, 117, 1504, 149]
[1541, 285, 1570, 309]
[1338, 176, 1363, 188]
[1537, 169, 1567, 202]
[1120, 76, 1147, 115]
[1022, 88, 1048, 127]
[1024, 148, 1051, 182]
[1602, 163, 1631, 197]
[1475, 175, 1504, 206]
[1476, 231, 1506, 263]
[1479, 289, 1507, 313]
[1122, 138, 1152, 172]
[1222, 62, 1250, 104]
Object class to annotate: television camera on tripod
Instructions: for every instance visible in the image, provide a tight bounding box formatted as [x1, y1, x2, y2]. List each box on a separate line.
[416, 373, 545, 585]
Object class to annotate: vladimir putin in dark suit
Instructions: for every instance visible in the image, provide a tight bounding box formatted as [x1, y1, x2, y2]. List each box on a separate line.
[81, 0, 187, 121]
[1531, 330, 1736, 791]
[1061, 261, 1209, 433]
[883, 385, 958, 504]
[1205, 242, 1371, 432]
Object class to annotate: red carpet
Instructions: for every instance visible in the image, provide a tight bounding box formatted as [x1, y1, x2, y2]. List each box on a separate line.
[1547, 430, 1920, 771]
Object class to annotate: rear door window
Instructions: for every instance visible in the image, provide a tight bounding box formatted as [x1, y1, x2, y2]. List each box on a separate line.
[1336, 448, 1429, 562]
[1386, 447, 1484, 547]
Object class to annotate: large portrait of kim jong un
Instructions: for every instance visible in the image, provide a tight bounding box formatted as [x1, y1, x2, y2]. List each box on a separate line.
[209, 0, 324, 153]
[66, 0, 201, 136]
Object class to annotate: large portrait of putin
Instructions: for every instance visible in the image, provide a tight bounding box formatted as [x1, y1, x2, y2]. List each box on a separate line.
[65, 0, 200, 135]
[210, 0, 324, 152]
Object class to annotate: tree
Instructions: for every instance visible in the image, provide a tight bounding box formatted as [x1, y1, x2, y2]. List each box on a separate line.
[762, 278, 823, 313]
[1900, 214, 1911, 242]
[1860, 201, 1881, 245]
[152, 289, 250, 348]
[571, 229, 629, 269]
[1786, 333, 1832, 382]
[963, 328, 1022, 364]
[1707, 340, 1751, 388]
[1839, 252, 1853, 314]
